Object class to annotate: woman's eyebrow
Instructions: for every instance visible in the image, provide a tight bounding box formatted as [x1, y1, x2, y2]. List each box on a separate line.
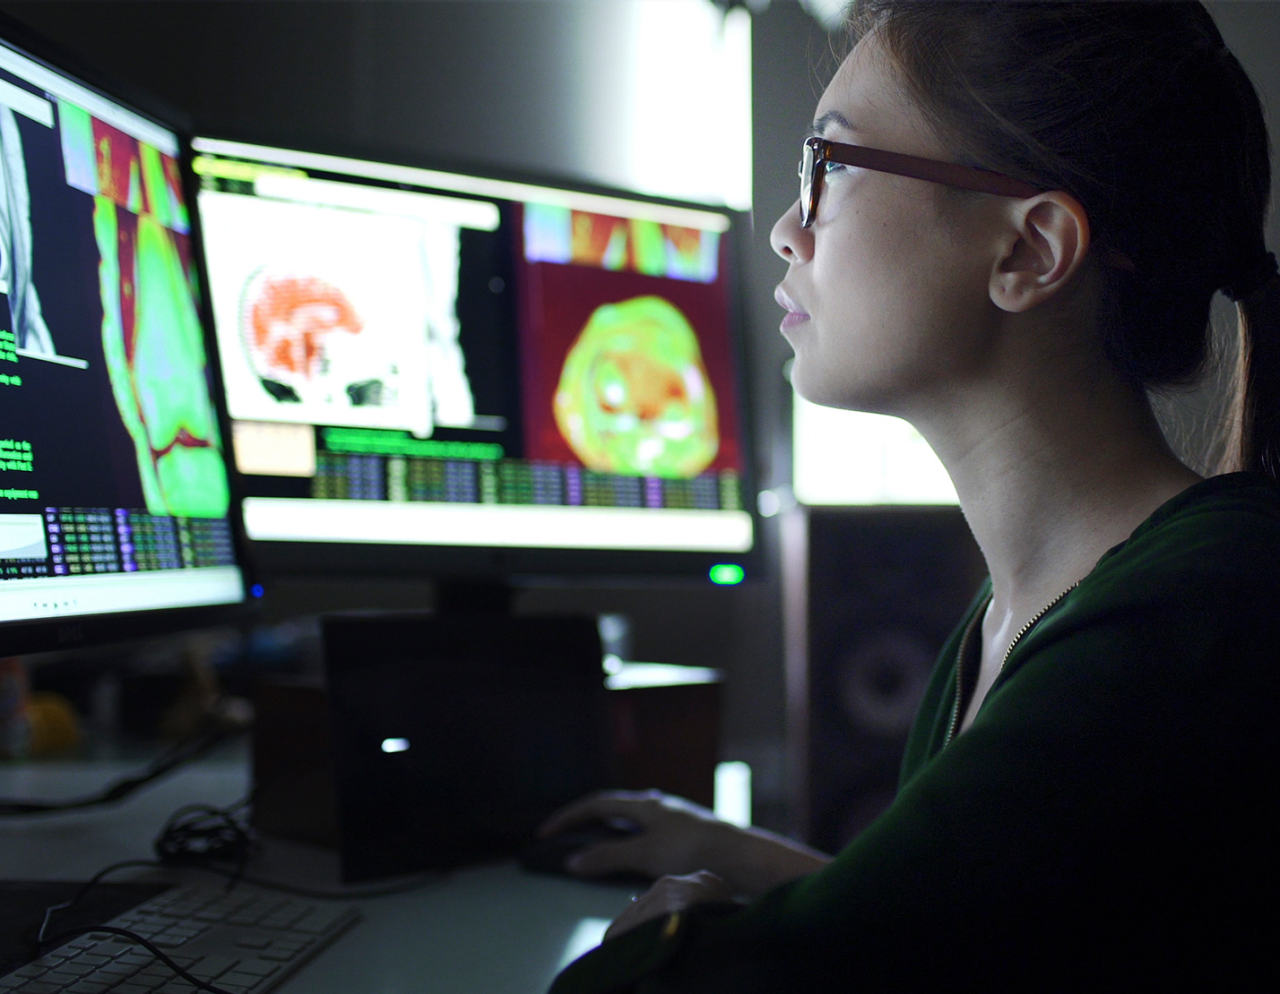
[809, 110, 855, 138]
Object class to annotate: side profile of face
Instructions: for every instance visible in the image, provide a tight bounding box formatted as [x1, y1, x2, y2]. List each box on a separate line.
[771, 33, 1017, 419]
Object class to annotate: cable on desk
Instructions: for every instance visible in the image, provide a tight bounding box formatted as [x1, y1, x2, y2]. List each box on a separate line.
[155, 803, 261, 890]
[182, 862, 450, 901]
[57, 855, 448, 909]
[150, 792, 450, 899]
[0, 725, 235, 815]
[37, 923, 239, 994]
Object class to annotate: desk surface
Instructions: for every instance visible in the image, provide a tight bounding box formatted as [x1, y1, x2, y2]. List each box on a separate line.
[0, 750, 638, 993]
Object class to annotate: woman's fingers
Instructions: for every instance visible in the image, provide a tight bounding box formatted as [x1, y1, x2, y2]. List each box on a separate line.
[565, 835, 652, 876]
[603, 871, 734, 942]
[537, 789, 663, 837]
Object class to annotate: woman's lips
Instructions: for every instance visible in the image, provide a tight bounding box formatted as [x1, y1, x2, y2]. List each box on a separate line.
[774, 285, 810, 332]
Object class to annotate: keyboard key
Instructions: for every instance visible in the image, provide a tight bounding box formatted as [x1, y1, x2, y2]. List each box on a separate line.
[100, 962, 141, 977]
[13, 966, 49, 978]
[44, 970, 88, 984]
[67, 982, 112, 994]
[54, 961, 96, 977]
[114, 984, 156, 994]
[77, 955, 112, 967]
[232, 936, 270, 950]
[187, 955, 239, 979]
[228, 959, 277, 978]
[129, 974, 171, 990]
[20, 984, 61, 994]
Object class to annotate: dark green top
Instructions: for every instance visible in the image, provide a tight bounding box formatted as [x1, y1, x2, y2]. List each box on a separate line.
[549, 473, 1280, 992]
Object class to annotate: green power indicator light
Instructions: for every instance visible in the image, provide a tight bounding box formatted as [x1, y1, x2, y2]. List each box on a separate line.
[709, 564, 745, 586]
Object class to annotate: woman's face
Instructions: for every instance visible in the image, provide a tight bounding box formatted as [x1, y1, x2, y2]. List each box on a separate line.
[771, 34, 1007, 417]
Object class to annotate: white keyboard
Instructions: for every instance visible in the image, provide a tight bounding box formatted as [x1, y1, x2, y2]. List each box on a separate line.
[0, 886, 359, 994]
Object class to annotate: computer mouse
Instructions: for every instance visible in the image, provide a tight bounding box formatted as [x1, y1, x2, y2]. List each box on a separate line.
[518, 817, 648, 881]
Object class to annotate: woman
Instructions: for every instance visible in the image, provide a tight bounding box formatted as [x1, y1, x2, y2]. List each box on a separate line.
[547, 3, 1280, 989]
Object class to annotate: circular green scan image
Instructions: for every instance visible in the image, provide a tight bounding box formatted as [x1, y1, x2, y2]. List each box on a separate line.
[554, 296, 719, 478]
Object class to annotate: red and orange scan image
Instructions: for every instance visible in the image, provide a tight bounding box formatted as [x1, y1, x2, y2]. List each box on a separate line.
[571, 212, 630, 270]
[93, 118, 146, 215]
[553, 295, 720, 478]
[242, 273, 364, 396]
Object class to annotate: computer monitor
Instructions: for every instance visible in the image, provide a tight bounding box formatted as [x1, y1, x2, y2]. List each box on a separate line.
[188, 137, 755, 584]
[0, 22, 250, 654]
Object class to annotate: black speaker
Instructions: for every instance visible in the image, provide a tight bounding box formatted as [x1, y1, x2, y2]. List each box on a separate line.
[785, 507, 985, 853]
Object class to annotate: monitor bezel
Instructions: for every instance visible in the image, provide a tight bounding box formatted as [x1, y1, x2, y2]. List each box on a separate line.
[0, 13, 257, 655]
[188, 129, 762, 586]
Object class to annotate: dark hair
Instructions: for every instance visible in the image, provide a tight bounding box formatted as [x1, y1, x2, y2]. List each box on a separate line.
[847, 1, 1278, 476]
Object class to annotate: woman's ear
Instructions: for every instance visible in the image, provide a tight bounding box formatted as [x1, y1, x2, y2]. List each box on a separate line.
[989, 191, 1091, 313]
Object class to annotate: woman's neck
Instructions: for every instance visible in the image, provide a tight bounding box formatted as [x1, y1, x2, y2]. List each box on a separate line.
[915, 355, 1201, 628]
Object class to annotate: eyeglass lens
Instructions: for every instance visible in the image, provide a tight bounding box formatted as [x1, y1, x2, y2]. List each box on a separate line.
[798, 140, 817, 227]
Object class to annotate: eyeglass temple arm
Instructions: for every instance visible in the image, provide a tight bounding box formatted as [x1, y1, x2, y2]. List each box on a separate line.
[822, 142, 1041, 200]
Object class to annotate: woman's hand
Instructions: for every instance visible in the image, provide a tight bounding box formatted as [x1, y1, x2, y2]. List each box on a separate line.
[537, 789, 832, 898]
[538, 789, 729, 882]
[603, 870, 736, 942]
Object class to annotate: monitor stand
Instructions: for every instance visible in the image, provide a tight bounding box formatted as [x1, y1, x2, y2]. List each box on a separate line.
[434, 578, 517, 616]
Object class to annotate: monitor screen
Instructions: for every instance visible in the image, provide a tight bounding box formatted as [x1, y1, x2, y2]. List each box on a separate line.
[0, 30, 247, 650]
[189, 138, 754, 579]
[792, 391, 958, 507]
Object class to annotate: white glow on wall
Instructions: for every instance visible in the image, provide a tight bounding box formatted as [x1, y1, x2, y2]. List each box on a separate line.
[793, 392, 959, 506]
[800, 0, 849, 33]
[714, 760, 752, 828]
[612, 1, 753, 210]
[605, 662, 722, 690]
[381, 737, 410, 753]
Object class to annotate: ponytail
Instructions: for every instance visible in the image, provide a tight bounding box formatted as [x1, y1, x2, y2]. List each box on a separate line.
[1222, 257, 1280, 479]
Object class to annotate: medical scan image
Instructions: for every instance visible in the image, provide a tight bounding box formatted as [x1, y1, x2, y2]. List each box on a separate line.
[553, 295, 720, 478]
[83, 118, 229, 520]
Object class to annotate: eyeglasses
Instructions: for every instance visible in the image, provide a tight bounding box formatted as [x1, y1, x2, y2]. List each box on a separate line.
[797, 136, 1042, 228]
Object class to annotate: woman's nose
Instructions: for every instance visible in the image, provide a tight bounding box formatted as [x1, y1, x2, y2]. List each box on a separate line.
[771, 199, 813, 264]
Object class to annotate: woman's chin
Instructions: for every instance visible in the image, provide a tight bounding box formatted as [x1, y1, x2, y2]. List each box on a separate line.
[791, 371, 891, 415]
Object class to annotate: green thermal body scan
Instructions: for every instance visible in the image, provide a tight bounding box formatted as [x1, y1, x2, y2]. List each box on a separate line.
[554, 295, 719, 478]
[96, 200, 229, 518]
